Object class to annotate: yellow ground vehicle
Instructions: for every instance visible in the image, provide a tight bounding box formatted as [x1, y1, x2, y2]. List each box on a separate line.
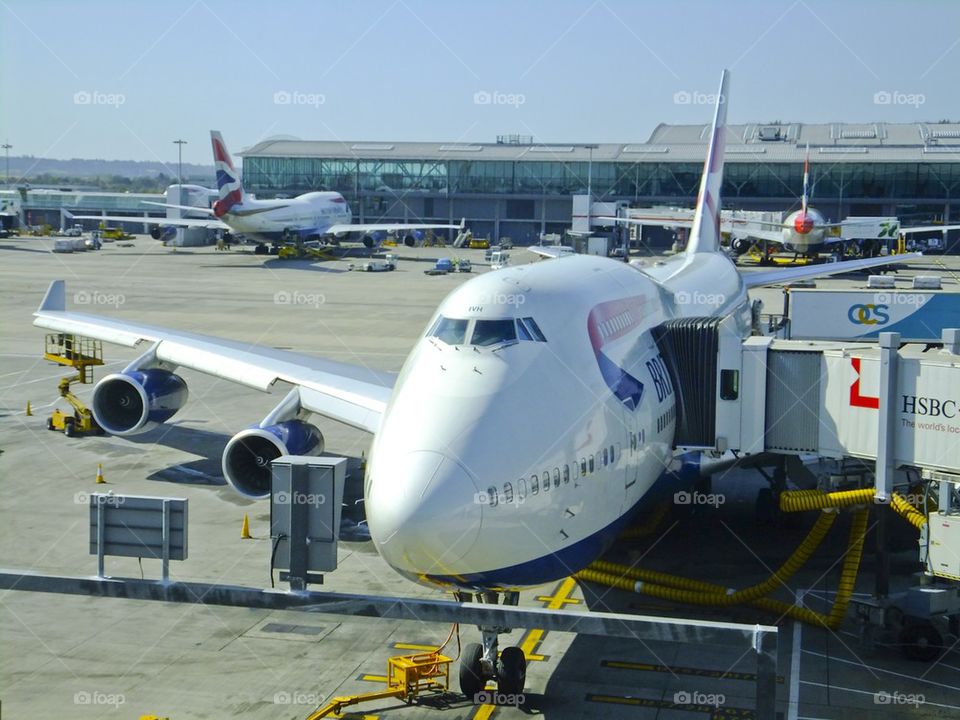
[98, 224, 134, 241]
[468, 237, 490, 249]
[43, 334, 104, 437]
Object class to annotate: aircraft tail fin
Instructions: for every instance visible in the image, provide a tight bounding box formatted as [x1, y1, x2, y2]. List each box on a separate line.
[686, 69, 729, 257]
[801, 143, 810, 216]
[210, 130, 244, 217]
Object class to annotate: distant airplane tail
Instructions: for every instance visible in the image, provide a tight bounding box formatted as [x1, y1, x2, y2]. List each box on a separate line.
[801, 143, 810, 216]
[210, 130, 244, 217]
[686, 69, 729, 257]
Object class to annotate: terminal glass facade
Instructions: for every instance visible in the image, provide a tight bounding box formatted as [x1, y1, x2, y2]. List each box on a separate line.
[244, 157, 960, 202]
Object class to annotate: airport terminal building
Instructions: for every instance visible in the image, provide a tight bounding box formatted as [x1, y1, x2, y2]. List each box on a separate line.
[4, 122, 957, 250]
[239, 122, 960, 247]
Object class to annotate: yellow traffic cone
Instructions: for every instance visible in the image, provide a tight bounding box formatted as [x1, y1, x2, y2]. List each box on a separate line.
[95, 463, 105, 484]
[25, 401, 32, 416]
[241, 514, 252, 539]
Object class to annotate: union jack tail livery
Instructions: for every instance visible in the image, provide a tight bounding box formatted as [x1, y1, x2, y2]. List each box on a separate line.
[211, 131, 244, 217]
[686, 69, 729, 257]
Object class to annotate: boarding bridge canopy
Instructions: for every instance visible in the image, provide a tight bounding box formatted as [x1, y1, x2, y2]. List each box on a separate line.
[662, 321, 960, 478]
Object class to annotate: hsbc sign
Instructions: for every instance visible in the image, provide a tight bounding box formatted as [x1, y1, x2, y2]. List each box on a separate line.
[817, 351, 960, 472]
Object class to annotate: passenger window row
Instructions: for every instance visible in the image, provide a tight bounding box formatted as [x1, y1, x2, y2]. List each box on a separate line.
[484, 444, 622, 508]
[596, 310, 634, 340]
[628, 429, 646, 452]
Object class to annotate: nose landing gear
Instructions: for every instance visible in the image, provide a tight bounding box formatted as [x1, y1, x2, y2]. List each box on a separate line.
[457, 591, 527, 701]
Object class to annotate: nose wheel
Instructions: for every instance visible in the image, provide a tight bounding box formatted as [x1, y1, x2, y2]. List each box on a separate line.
[457, 591, 527, 702]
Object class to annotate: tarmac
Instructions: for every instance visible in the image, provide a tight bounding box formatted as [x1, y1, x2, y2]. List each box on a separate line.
[2, 234, 959, 719]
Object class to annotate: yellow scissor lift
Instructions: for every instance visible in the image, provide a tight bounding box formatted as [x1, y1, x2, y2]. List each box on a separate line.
[306, 651, 452, 719]
[43, 333, 104, 437]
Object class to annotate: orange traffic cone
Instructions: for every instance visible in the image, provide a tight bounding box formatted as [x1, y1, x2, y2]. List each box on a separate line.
[241, 514, 252, 539]
[95, 463, 105, 484]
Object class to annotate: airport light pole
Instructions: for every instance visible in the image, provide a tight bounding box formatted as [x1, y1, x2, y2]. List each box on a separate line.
[173, 139, 187, 186]
[1, 142, 11, 186]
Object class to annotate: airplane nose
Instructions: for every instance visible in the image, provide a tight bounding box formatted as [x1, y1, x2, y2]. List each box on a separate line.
[366, 450, 483, 578]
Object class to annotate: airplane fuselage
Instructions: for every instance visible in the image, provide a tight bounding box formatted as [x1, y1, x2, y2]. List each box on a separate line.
[365, 252, 750, 591]
[222, 191, 351, 239]
[781, 207, 829, 253]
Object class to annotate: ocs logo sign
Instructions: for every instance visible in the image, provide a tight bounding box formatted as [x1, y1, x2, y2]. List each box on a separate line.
[848, 303, 889, 326]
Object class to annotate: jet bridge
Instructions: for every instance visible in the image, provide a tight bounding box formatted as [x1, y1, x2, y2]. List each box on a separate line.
[662, 322, 960, 481]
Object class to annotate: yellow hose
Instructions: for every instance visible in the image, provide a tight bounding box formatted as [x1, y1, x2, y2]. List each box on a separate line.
[779, 488, 874, 512]
[575, 507, 870, 630]
[590, 509, 836, 605]
[780, 488, 928, 530]
[891, 493, 927, 529]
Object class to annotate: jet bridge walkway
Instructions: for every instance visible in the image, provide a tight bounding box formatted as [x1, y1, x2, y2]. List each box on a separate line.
[659, 319, 960, 484]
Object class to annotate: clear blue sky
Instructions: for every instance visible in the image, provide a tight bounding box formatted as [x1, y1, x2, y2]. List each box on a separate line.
[1, 0, 958, 165]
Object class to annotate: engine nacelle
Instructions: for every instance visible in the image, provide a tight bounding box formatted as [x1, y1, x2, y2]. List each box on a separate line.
[403, 230, 424, 248]
[91, 369, 188, 436]
[222, 420, 324, 499]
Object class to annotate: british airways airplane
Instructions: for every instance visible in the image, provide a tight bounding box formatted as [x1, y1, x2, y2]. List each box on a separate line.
[33, 71, 918, 697]
[76, 131, 464, 248]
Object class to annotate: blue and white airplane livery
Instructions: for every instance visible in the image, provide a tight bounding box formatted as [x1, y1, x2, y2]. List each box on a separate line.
[33, 70, 919, 697]
[77, 130, 464, 248]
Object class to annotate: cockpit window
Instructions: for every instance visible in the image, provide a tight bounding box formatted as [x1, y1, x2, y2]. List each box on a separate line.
[518, 317, 546, 342]
[429, 316, 469, 345]
[429, 315, 545, 348]
[471, 319, 516, 347]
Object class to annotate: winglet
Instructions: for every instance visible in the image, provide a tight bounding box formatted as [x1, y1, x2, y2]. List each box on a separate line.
[686, 69, 729, 257]
[38, 280, 66, 313]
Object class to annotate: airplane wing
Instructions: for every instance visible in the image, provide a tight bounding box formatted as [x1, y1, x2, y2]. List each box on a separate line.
[596, 215, 788, 238]
[325, 219, 465, 235]
[33, 280, 394, 433]
[142, 201, 217, 216]
[71, 214, 230, 231]
[595, 215, 693, 228]
[528, 245, 574, 259]
[899, 224, 960, 235]
[740, 253, 922, 289]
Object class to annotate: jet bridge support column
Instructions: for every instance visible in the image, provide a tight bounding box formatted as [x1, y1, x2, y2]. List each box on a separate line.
[874, 331, 900, 599]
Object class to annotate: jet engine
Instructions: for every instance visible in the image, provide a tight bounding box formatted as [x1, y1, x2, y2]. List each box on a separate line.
[402, 230, 424, 248]
[361, 230, 387, 249]
[222, 420, 324, 499]
[91, 369, 188, 436]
